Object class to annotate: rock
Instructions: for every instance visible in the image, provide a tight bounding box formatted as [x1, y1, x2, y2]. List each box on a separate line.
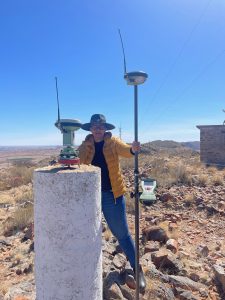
[166, 239, 178, 253]
[28, 241, 34, 252]
[15, 269, 22, 275]
[179, 251, 190, 259]
[143, 281, 176, 300]
[4, 281, 35, 300]
[151, 250, 183, 274]
[0, 239, 11, 247]
[112, 254, 126, 269]
[213, 264, 225, 292]
[23, 263, 33, 274]
[103, 282, 124, 300]
[179, 290, 199, 300]
[175, 287, 200, 299]
[142, 226, 169, 243]
[103, 271, 124, 292]
[119, 284, 136, 300]
[102, 243, 115, 255]
[195, 197, 204, 205]
[168, 275, 207, 292]
[125, 273, 136, 290]
[144, 241, 160, 253]
[199, 288, 209, 298]
[168, 222, 178, 231]
[160, 193, 174, 202]
[196, 245, 209, 257]
[21, 223, 33, 242]
[189, 272, 200, 282]
[218, 201, 225, 210]
[144, 261, 170, 282]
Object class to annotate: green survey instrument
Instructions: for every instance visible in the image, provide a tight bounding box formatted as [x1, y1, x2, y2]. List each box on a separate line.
[54, 77, 82, 166]
[140, 178, 157, 204]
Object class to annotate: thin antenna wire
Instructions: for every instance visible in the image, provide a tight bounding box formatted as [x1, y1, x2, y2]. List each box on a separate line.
[55, 77, 60, 122]
[143, 48, 225, 132]
[141, 0, 213, 118]
[118, 29, 127, 74]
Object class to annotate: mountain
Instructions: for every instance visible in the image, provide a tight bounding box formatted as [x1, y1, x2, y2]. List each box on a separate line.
[141, 140, 200, 154]
[181, 141, 200, 151]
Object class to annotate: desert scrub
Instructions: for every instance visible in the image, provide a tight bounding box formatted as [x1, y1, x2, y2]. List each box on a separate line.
[211, 174, 224, 186]
[171, 163, 192, 185]
[2, 203, 33, 236]
[207, 166, 218, 174]
[196, 174, 208, 187]
[14, 187, 34, 204]
[158, 162, 193, 187]
[184, 193, 197, 207]
[8, 165, 35, 188]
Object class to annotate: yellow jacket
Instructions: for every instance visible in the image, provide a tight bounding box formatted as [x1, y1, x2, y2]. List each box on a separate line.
[79, 132, 133, 198]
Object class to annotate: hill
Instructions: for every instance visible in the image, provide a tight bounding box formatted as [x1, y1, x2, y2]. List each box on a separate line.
[141, 140, 200, 154]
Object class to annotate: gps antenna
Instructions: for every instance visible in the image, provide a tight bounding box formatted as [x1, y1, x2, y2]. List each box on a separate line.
[118, 29, 127, 75]
[54, 76, 82, 167]
[55, 77, 61, 127]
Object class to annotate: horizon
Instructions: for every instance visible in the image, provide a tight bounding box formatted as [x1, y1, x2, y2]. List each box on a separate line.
[1, 1, 225, 145]
[0, 139, 200, 148]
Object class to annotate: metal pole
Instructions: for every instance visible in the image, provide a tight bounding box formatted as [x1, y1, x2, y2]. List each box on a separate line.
[134, 85, 140, 300]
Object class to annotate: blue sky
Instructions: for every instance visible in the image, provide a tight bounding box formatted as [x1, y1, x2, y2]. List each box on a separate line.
[0, 0, 225, 145]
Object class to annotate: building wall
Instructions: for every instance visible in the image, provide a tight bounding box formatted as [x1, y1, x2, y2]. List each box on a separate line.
[196, 125, 225, 165]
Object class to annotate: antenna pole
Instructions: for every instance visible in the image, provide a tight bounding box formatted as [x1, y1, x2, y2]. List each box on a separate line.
[119, 124, 122, 139]
[118, 29, 127, 74]
[134, 85, 140, 299]
[55, 77, 60, 123]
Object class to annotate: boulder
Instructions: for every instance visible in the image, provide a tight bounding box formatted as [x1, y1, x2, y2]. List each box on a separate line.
[213, 264, 225, 292]
[142, 226, 169, 243]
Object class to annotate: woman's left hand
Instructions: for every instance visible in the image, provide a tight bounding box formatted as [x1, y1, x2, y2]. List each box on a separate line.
[132, 141, 141, 153]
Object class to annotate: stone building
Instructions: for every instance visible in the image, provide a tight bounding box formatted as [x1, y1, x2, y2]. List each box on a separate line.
[196, 125, 225, 165]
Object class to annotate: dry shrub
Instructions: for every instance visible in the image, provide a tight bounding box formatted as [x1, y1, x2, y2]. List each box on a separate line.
[211, 175, 224, 186]
[159, 162, 192, 187]
[0, 181, 9, 191]
[14, 188, 33, 204]
[104, 228, 112, 241]
[157, 221, 170, 238]
[149, 158, 172, 187]
[172, 163, 192, 185]
[196, 174, 208, 187]
[0, 281, 11, 295]
[188, 157, 203, 169]
[184, 193, 196, 207]
[0, 165, 34, 191]
[207, 166, 218, 174]
[169, 227, 179, 240]
[3, 203, 33, 236]
[8, 165, 34, 187]
[125, 194, 135, 215]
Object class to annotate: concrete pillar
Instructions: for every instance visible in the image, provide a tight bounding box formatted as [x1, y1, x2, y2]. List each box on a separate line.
[33, 165, 102, 300]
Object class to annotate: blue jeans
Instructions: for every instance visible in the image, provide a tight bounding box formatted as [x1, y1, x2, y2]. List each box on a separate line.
[101, 191, 135, 268]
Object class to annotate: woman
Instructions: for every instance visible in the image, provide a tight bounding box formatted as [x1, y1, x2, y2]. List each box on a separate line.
[79, 114, 146, 291]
